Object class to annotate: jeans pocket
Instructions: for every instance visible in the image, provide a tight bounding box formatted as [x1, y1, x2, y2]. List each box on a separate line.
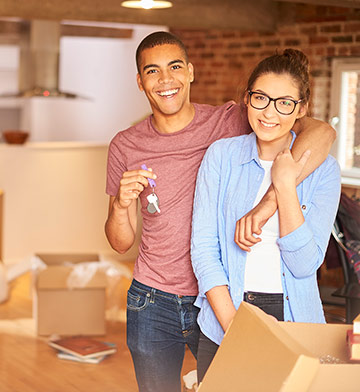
[127, 287, 150, 311]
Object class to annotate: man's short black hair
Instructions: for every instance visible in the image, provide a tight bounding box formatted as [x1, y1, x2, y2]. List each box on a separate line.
[136, 31, 189, 73]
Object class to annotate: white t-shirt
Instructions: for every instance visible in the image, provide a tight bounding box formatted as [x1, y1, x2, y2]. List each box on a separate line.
[243, 159, 283, 293]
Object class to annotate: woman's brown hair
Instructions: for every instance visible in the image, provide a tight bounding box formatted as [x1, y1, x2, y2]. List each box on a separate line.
[246, 48, 310, 104]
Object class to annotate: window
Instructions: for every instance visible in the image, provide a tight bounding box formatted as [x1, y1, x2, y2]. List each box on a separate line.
[330, 58, 360, 182]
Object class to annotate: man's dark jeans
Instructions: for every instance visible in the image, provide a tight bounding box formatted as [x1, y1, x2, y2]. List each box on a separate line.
[127, 279, 200, 392]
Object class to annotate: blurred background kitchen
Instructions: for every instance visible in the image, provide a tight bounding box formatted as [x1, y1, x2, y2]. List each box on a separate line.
[0, 0, 359, 278]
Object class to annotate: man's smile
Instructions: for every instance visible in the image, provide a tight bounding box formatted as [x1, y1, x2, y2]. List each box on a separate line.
[157, 88, 180, 98]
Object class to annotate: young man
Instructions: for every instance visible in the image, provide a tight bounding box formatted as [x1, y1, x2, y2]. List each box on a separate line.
[105, 31, 335, 392]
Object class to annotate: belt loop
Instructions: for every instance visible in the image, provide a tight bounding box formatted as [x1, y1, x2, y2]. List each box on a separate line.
[150, 288, 155, 304]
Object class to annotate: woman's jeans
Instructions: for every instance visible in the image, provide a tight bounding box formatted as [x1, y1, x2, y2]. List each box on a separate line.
[127, 279, 200, 392]
[197, 291, 284, 384]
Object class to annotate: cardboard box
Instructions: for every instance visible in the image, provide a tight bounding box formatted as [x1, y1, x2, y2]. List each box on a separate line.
[33, 253, 107, 336]
[199, 302, 360, 392]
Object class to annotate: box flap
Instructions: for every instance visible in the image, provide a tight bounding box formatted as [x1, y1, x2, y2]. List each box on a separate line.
[198, 302, 319, 392]
[308, 364, 360, 392]
[36, 265, 107, 289]
[280, 355, 319, 392]
[279, 321, 351, 361]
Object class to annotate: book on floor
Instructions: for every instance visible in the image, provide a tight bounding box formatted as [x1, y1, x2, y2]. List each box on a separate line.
[57, 351, 108, 364]
[347, 329, 360, 361]
[48, 336, 117, 359]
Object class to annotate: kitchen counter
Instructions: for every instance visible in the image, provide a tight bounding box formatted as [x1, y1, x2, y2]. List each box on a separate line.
[0, 141, 107, 150]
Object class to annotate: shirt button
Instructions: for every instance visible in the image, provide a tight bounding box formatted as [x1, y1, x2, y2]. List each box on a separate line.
[286, 296, 289, 300]
[282, 273, 285, 277]
[301, 205, 306, 210]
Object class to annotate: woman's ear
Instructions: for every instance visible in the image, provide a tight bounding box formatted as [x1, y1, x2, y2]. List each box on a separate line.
[243, 90, 250, 106]
[296, 103, 308, 120]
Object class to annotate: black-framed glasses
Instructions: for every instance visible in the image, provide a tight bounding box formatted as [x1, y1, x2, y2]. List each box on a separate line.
[248, 90, 303, 115]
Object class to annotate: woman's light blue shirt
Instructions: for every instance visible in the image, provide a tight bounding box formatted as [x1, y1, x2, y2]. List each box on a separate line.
[191, 132, 341, 346]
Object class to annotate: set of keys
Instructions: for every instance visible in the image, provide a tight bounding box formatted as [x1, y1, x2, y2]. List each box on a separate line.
[141, 164, 160, 214]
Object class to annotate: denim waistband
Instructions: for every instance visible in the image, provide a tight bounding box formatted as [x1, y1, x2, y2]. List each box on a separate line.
[130, 279, 197, 301]
[243, 291, 284, 303]
[244, 291, 283, 298]
[243, 291, 284, 321]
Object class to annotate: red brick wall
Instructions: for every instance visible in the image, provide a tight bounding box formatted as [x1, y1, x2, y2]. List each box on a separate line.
[171, 4, 360, 122]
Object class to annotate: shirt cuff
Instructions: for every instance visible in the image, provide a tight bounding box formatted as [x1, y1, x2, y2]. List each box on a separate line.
[198, 272, 229, 298]
[277, 221, 312, 252]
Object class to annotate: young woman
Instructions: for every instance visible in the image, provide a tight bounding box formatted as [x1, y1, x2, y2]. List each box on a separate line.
[190, 49, 341, 382]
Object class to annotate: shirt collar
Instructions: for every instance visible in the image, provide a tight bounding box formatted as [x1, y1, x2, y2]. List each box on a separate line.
[238, 130, 296, 166]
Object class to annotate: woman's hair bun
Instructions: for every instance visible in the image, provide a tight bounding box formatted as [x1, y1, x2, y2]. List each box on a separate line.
[246, 47, 311, 103]
[283, 48, 309, 74]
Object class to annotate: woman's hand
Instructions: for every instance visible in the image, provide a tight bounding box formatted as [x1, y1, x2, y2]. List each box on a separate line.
[272, 149, 311, 191]
[234, 194, 277, 252]
[234, 149, 311, 251]
[272, 149, 310, 237]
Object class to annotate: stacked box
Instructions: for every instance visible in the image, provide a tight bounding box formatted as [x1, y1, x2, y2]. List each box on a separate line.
[33, 253, 107, 336]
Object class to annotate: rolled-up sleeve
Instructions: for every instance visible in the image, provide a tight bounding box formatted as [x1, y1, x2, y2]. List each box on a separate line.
[191, 142, 229, 297]
[277, 157, 341, 278]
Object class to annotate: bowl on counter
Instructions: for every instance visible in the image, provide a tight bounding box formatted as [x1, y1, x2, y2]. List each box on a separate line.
[2, 130, 29, 145]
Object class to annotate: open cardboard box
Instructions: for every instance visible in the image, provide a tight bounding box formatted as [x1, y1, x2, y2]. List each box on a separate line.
[198, 302, 359, 392]
[32, 253, 107, 336]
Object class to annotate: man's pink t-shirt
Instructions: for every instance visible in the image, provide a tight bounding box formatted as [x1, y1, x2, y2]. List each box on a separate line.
[106, 101, 249, 295]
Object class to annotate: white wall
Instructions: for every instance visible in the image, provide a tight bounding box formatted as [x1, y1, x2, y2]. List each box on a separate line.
[0, 143, 141, 264]
[0, 24, 166, 265]
[0, 45, 19, 95]
[23, 24, 168, 143]
[0, 46, 21, 135]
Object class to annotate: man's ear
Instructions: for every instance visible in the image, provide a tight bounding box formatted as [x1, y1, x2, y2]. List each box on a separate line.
[296, 103, 308, 120]
[188, 62, 194, 83]
[137, 73, 144, 92]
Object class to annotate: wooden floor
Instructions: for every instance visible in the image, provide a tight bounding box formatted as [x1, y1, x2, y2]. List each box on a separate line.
[0, 272, 197, 392]
[0, 270, 346, 392]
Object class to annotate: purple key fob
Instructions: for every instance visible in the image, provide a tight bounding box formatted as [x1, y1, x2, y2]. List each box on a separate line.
[141, 164, 156, 188]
